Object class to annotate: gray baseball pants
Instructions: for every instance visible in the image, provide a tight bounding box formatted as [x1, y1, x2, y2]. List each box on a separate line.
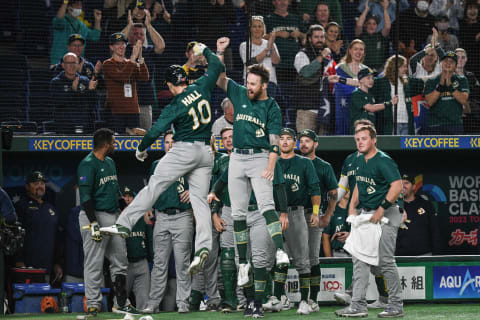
[247, 209, 275, 270]
[351, 207, 403, 312]
[79, 211, 128, 309]
[147, 211, 193, 310]
[228, 151, 275, 220]
[283, 206, 310, 274]
[117, 141, 214, 253]
[305, 212, 322, 267]
[127, 259, 150, 310]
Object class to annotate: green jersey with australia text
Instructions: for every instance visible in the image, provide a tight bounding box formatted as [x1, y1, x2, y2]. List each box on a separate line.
[126, 218, 154, 263]
[278, 155, 320, 207]
[227, 79, 282, 149]
[138, 48, 224, 151]
[355, 149, 401, 209]
[78, 152, 121, 212]
[306, 157, 338, 212]
[150, 160, 191, 211]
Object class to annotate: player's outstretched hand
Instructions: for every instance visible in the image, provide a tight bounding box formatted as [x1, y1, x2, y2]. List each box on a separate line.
[193, 42, 207, 56]
[136, 148, 148, 162]
[89, 221, 102, 242]
[279, 212, 289, 231]
[261, 167, 274, 181]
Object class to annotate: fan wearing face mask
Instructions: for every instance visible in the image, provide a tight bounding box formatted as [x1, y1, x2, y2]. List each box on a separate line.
[51, 0, 102, 67]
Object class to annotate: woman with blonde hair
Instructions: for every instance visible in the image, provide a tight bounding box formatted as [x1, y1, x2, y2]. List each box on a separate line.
[372, 55, 426, 135]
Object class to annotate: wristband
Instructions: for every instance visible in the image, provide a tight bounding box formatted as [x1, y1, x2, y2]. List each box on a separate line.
[384, 101, 392, 108]
[269, 145, 280, 155]
[381, 199, 393, 210]
[338, 77, 347, 85]
[64, 0, 69, 4]
[312, 204, 320, 216]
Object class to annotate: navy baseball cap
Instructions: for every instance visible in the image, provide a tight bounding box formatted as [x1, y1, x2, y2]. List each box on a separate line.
[68, 33, 85, 45]
[401, 174, 415, 184]
[164, 65, 188, 85]
[123, 186, 136, 197]
[358, 67, 374, 80]
[136, 0, 146, 9]
[110, 32, 127, 44]
[441, 51, 458, 64]
[26, 171, 48, 184]
[280, 128, 297, 140]
[298, 129, 317, 142]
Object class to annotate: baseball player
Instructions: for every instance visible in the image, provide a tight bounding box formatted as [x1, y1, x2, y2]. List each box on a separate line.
[298, 129, 338, 312]
[216, 63, 289, 288]
[77, 128, 139, 317]
[271, 128, 321, 316]
[100, 42, 224, 275]
[121, 186, 153, 311]
[335, 124, 404, 318]
[142, 130, 194, 314]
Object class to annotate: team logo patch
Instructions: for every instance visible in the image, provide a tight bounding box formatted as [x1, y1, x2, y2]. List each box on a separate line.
[452, 80, 459, 89]
[256, 128, 265, 138]
[417, 207, 425, 215]
[367, 186, 376, 194]
[291, 183, 299, 192]
[177, 183, 185, 194]
[49, 208, 55, 216]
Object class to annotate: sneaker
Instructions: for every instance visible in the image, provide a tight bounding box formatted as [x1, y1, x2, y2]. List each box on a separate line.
[252, 305, 264, 318]
[238, 262, 251, 287]
[334, 306, 368, 318]
[178, 303, 190, 313]
[334, 292, 352, 305]
[86, 307, 98, 317]
[205, 303, 219, 312]
[220, 303, 235, 313]
[308, 299, 320, 312]
[244, 301, 254, 317]
[142, 306, 154, 314]
[275, 249, 289, 268]
[112, 304, 142, 315]
[367, 299, 389, 309]
[188, 250, 209, 275]
[377, 308, 404, 318]
[280, 295, 291, 310]
[99, 224, 130, 238]
[297, 300, 310, 315]
[262, 296, 281, 312]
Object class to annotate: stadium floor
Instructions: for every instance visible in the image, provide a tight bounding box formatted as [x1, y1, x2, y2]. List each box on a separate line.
[4, 304, 480, 320]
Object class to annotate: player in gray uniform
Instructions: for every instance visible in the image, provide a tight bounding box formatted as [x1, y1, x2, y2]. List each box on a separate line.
[77, 128, 140, 317]
[142, 131, 194, 314]
[100, 43, 224, 275]
[216, 64, 289, 289]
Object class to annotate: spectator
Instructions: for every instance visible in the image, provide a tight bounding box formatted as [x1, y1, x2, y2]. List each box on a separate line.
[395, 174, 440, 256]
[429, 0, 464, 34]
[103, 33, 149, 134]
[182, 41, 207, 84]
[50, 52, 98, 134]
[357, 0, 409, 33]
[455, 48, 480, 134]
[50, 0, 102, 66]
[122, 186, 154, 311]
[0, 187, 17, 223]
[265, 0, 306, 84]
[325, 22, 345, 63]
[211, 98, 234, 136]
[371, 55, 426, 135]
[309, 2, 332, 29]
[394, 0, 435, 56]
[64, 206, 84, 283]
[239, 16, 280, 91]
[51, 34, 100, 80]
[426, 15, 459, 52]
[123, 18, 165, 130]
[299, 0, 342, 27]
[104, 0, 135, 20]
[334, 39, 367, 135]
[459, 1, 480, 76]
[409, 29, 445, 80]
[425, 51, 469, 134]
[14, 171, 62, 283]
[322, 191, 350, 257]
[294, 24, 332, 134]
[355, 0, 391, 72]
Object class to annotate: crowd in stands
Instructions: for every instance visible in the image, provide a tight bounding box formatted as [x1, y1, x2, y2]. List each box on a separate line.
[1, 0, 480, 135]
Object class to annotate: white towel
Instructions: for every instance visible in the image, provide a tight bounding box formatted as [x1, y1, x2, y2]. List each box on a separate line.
[344, 214, 389, 266]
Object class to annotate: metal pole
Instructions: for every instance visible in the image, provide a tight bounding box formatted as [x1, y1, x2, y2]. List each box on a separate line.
[245, 0, 252, 84]
[393, 0, 400, 135]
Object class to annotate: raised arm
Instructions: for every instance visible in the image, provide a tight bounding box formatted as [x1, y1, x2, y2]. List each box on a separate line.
[355, 0, 370, 37]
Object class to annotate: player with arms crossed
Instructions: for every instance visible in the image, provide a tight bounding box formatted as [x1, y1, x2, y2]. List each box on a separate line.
[216, 63, 289, 288]
[101, 42, 224, 275]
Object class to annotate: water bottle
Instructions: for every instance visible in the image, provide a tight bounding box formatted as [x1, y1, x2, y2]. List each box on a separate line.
[60, 292, 69, 313]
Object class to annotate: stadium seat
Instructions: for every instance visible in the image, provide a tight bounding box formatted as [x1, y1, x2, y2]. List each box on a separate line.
[1, 121, 38, 135]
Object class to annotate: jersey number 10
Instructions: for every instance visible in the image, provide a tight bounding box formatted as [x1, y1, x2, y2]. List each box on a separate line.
[188, 99, 212, 130]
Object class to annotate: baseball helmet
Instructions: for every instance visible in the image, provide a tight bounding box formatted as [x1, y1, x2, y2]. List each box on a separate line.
[40, 296, 59, 313]
[164, 65, 188, 86]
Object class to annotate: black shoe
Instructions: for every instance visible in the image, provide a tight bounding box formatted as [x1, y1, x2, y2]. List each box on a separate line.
[87, 307, 98, 317]
[205, 304, 219, 312]
[252, 305, 264, 318]
[244, 301, 254, 317]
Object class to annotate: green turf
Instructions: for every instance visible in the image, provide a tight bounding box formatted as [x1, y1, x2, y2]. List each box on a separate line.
[3, 304, 480, 320]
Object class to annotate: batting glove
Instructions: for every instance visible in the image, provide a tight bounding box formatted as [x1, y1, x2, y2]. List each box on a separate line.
[90, 221, 102, 242]
[136, 148, 148, 162]
[193, 42, 207, 56]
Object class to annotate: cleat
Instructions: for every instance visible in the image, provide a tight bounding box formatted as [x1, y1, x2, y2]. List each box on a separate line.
[178, 303, 190, 313]
[334, 306, 368, 317]
[252, 304, 264, 318]
[86, 306, 98, 317]
[99, 224, 130, 238]
[188, 250, 209, 275]
[377, 308, 404, 318]
[237, 262, 251, 287]
[112, 304, 141, 315]
[205, 303, 219, 312]
[275, 249, 289, 268]
[280, 295, 291, 310]
[367, 299, 389, 309]
[244, 301, 254, 317]
[262, 296, 282, 312]
[308, 299, 320, 312]
[334, 291, 352, 305]
[220, 303, 234, 313]
[296, 300, 310, 315]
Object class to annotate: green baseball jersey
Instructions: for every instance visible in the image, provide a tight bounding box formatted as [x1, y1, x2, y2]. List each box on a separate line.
[211, 152, 231, 206]
[227, 79, 282, 150]
[340, 151, 362, 193]
[305, 157, 338, 212]
[424, 74, 469, 126]
[323, 204, 350, 250]
[150, 160, 191, 211]
[78, 152, 121, 212]
[126, 217, 154, 263]
[138, 48, 224, 151]
[350, 88, 376, 134]
[355, 149, 401, 209]
[265, 12, 305, 69]
[278, 155, 320, 207]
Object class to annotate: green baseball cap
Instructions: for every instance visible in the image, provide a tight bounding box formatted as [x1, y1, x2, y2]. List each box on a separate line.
[110, 32, 127, 44]
[298, 129, 317, 142]
[26, 171, 48, 184]
[358, 67, 374, 80]
[123, 186, 136, 197]
[441, 51, 458, 64]
[280, 128, 297, 140]
[68, 33, 85, 45]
